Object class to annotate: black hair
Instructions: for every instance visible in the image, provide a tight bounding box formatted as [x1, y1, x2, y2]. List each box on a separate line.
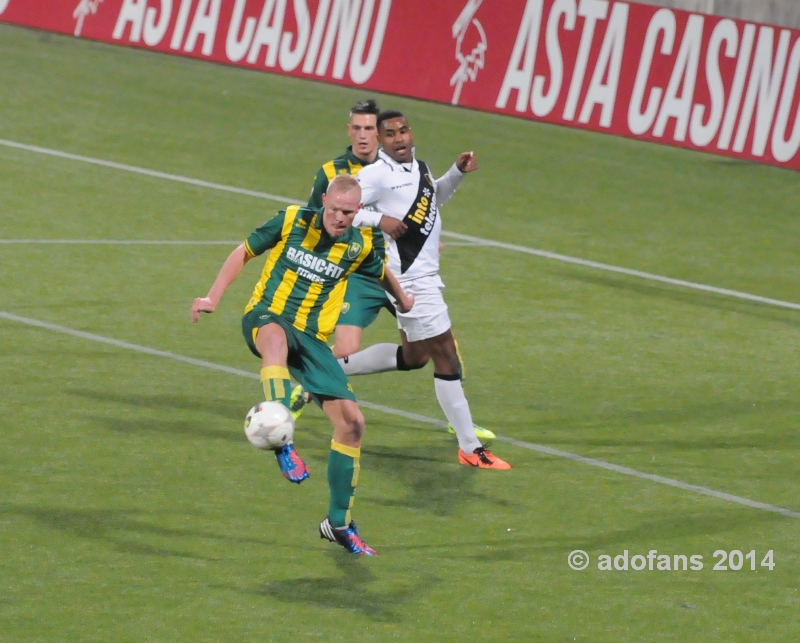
[350, 99, 380, 117]
[377, 110, 406, 130]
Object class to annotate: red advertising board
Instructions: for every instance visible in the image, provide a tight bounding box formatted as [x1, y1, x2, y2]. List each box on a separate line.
[2, 0, 799, 170]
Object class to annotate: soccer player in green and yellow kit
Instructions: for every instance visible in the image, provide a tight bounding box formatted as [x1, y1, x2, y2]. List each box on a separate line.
[191, 174, 413, 555]
[307, 99, 407, 358]
[288, 99, 406, 418]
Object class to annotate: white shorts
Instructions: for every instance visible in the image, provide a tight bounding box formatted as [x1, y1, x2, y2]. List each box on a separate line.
[389, 274, 451, 342]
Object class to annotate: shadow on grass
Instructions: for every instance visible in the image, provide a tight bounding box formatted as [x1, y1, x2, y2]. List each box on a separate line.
[243, 552, 438, 622]
[88, 414, 244, 443]
[1, 503, 219, 560]
[68, 390, 511, 518]
[70, 388, 246, 421]
[361, 442, 516, 516]
[1, 502, 315, 559]
[71, 389, 341, 449]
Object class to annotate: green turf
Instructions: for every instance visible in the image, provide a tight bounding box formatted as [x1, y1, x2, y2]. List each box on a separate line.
[1, 24, 798, 643]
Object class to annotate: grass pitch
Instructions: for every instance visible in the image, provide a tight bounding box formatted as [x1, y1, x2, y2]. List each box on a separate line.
[1, 24, 799, 642]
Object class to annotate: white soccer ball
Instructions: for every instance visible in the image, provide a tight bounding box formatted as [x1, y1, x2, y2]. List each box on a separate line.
[244, 401, 295, 450]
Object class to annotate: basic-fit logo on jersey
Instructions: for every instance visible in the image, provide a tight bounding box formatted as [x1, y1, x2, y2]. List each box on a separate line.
[286, 247, 345, 281]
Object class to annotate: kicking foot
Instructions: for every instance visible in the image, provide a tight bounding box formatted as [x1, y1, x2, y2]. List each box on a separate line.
[274, 443, 310, 483]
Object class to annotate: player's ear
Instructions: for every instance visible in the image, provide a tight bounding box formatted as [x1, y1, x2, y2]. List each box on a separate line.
[322, 192, 327, 207]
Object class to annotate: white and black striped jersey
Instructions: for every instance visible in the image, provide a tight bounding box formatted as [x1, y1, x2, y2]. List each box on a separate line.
[354, 149, 465, 282]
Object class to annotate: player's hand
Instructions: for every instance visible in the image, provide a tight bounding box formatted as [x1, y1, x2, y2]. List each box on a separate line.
[380, 216, 408, 239]
[191, 297, 216, 323]
[395, 294, 414, 314]
[456, 151, 478, 173]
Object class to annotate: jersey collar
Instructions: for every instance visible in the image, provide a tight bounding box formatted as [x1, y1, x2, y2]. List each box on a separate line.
[377, 148, 416, 172]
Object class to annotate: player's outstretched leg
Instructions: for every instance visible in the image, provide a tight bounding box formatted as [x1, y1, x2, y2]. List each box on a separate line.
[261, 367, 311, 483]
[338, 343, 403, 375]
[256, 326, 310, 483]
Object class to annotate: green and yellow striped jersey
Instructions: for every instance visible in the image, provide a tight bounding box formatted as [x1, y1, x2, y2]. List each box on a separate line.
[243, 205, 384, 342]
[308, 146, 385, 260]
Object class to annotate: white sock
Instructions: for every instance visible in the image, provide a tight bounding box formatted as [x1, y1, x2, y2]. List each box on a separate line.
[339, 343, 398, 376]
[434, 377, 481, 453]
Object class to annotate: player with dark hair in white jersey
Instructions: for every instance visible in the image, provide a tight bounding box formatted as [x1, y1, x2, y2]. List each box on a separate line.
[339, 110, 510, 470]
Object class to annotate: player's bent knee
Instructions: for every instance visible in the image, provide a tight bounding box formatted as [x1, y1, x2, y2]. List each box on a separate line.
[397, 346, 428, 371]
[343, 405, 366, 437]
[333, 339, 361, 359]
[332, 326, 363, 359]
[326, 399, 365, 445]
[255, 324, 288, 360]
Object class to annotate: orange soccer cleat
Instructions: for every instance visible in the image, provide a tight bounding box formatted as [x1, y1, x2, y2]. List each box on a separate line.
[458, 447, 511, 470]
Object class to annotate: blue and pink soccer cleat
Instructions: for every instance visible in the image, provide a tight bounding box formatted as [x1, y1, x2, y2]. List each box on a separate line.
[319, 517, 377, 555]
[274, 443, 309, 483]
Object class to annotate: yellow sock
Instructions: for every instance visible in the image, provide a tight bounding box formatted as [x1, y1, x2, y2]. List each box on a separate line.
[260, 366, 291, 406]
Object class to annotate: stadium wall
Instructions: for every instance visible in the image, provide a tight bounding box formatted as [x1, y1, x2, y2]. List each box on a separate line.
[636, 1, 800, 30]
[2, 0, 799, 171]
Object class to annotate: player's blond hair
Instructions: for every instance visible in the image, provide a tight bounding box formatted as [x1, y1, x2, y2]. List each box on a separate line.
[327, 173, 360, 198]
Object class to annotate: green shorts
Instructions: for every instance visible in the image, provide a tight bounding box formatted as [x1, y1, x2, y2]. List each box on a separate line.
[337, 273, 396, 329]
[242, 306, 356, 402]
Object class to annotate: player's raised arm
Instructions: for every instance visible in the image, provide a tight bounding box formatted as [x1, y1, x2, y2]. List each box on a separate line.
[191, 244, 252, 322]
[435, 151, 478, 207]
[192, 208, 291, 321]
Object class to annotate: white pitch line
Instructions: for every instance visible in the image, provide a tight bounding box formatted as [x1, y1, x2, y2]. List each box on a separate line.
[2, 138, 799, 312]
[497, 436, 800, 520]
[441, 231, 800, 312]
[0, 311, 260, 379]
[0, 138, 296, 205]
[2, 310, 798, 520]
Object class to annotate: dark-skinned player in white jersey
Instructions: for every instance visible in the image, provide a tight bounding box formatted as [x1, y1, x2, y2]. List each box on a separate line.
[338, 111, 510, 469]
[290, 103, 497, 444]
